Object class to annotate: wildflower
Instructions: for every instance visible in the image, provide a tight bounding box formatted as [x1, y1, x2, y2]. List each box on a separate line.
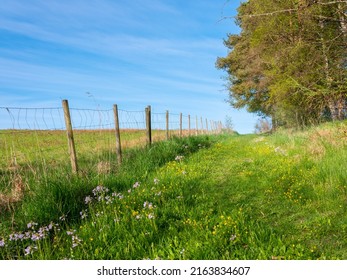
[84, 196, 92, 204]
[9, 233, 19, 241]
[153, 178, 159, 185]
[24, 232, 31, 240]
[133, 182, 140, 188]
[0, 239, 5, 247]
[229, 234, 237, 241]
[274, 147, 287, 156]
[175, 155, 184, 162]
[59, 214, 67, 222]
[66, 230, 76, 236]
[105, 196, 113, 204]
[80, 210, 88, 219]
[92, 185, 109, 196]
[128, 189, 132, 193]
[31, 232, 45, 242]
[147, 214, 155, 219]
[27, 222, 38, 229]
[16, 233, 25, 240]
[24, 245, 37, 256]
[143, 201, 153, 209]
[95, 211, 104, 217]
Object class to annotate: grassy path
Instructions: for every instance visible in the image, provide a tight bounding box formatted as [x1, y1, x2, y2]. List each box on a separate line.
[1, 123, 346, 259]
[187, 132, 346, 259]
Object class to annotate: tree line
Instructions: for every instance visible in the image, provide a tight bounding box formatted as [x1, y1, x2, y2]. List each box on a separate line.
[217, 0, 347, 129]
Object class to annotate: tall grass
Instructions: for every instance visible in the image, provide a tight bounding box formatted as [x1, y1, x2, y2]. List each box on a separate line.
[1, 121, 346, 260]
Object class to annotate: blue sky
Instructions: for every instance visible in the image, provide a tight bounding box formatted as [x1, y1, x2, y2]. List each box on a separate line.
[0, 0, 258, 134]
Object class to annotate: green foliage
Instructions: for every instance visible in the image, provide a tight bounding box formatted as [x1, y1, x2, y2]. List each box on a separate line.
[217, 0, 347, 127]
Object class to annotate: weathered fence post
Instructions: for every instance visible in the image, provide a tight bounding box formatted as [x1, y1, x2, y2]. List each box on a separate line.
[166, 110, 169, 140]
[113, 104, 122, 165]
[188, 114, 191, 136]
[206, 118, 209, 134]
[179, 113, 183, 137]
[195, 116, 198, 135]
[145, 105, 152, 146]
[200, 117, 204, 134]
[62, 99, 78, 174]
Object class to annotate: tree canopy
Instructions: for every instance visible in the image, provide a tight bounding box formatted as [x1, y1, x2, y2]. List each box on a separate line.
[217, 0, 347, 129]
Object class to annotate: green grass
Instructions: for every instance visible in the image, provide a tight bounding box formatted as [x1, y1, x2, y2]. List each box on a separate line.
[0, 122, 346, 259]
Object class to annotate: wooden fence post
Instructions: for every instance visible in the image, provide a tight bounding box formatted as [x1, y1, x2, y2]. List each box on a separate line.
[113, 104, 122, 165]
[188, 114, 191, 136]
[166, 110, 169, 140]
[196, 116, 198, 135]
[200, 117, 204, 134]
[62, 99, 78, 174]
[146, 105, 152, 146]
[179, 113, 183, 137]
[206, 118, 209, 134]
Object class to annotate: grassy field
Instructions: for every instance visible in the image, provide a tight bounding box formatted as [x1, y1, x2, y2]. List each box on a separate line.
[0, 121, 346, 259]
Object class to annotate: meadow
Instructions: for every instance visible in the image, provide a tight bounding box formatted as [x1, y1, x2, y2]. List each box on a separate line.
[0, 121, 346, 260]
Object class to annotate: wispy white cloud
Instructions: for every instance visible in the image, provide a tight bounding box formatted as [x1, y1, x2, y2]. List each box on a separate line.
[0, 0, 255, 133]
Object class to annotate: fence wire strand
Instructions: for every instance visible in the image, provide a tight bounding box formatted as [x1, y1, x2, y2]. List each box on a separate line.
[0, 105, 221, 191]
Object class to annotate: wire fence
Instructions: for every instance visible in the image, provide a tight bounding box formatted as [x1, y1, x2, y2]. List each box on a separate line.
[0, 100, 223, 191]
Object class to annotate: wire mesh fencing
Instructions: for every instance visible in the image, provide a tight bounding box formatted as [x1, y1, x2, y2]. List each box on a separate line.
[0, 100, 223, 191]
